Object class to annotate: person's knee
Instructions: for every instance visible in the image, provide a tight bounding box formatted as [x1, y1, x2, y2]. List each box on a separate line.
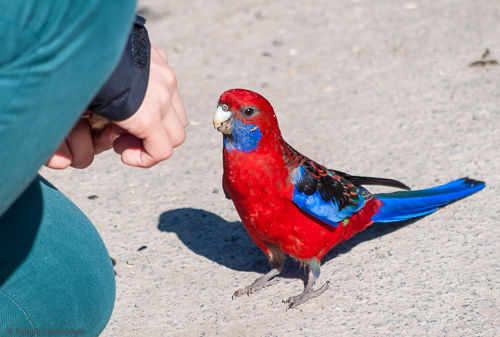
[0, 177, 116, 336]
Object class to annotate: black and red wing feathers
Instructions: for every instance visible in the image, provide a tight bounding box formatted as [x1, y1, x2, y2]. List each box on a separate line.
[281, 140, 410, 212]
[332, 169, 410, 191]
[281, 141, 367, 211]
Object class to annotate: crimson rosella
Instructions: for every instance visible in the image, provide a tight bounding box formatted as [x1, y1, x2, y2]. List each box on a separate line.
[213, 88, 485, 309]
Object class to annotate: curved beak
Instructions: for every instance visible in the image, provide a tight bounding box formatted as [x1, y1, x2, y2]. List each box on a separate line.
[213, 105, 233, 134]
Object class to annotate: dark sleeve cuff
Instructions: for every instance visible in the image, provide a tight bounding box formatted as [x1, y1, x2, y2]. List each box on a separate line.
[87, 15, 150, 121]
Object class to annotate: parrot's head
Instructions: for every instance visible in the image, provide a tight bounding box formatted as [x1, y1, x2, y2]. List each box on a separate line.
[213, 89, 281, 152]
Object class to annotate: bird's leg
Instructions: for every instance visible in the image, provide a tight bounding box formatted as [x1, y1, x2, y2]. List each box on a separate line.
[284, 258, 330, 309]
[233, 243, 285, 298]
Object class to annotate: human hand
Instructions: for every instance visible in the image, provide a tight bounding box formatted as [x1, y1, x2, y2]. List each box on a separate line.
[45, 112, 119, 169]
[113, 45, 187, 168]
[46, 46, 187, 169]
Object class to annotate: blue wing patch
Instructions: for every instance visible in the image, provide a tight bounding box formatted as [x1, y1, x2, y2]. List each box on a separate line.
[291, 166, 365, 227]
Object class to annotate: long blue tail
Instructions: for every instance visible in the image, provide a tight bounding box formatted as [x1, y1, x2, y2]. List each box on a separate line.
[371, 178, 485, 222]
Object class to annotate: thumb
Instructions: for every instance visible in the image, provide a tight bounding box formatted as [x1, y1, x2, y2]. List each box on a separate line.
[46, 140, 72, 169]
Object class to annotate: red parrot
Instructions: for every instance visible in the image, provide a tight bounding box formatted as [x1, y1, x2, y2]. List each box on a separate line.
[213, 88, 485, 309]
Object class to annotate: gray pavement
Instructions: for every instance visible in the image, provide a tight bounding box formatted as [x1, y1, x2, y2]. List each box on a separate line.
[40, 0, 499, 336]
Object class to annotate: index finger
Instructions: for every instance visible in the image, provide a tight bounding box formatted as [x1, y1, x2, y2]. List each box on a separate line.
[171, 88, 188, 127]
[113, 123, 173, 168]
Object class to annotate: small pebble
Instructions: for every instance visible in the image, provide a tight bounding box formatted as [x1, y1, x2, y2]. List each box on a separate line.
[137, 245, 148, 252]
[403, 2, 418, 10]
[174, 44, 184, 53]
[323, 85, 334, 93]
[88, 195, 98, 200]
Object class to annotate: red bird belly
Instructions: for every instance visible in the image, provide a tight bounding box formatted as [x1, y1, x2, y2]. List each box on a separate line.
[223, 148, 382, 261]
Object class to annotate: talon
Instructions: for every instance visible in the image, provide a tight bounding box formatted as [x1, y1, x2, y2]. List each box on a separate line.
[282, 280, 330, 309]
[232, 268, 282, 299]
[232, 289, 246, 299]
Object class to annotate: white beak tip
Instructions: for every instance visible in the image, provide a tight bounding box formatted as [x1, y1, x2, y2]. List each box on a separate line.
[213, 106, 232, 130]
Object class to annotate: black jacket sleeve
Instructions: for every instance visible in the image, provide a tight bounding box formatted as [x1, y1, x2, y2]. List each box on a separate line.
[87, 15, 151, 121]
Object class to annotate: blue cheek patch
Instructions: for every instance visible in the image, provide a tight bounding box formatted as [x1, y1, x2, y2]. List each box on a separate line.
[223, 119, 262, 153]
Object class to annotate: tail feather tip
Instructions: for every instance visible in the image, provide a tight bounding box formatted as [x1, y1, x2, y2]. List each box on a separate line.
[461, 177, 485, 188]
[371, 176, 485, 223]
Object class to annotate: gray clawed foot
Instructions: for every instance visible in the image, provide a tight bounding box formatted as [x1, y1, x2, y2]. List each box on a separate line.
[232, 277, 280, 299]
[283, 281, 330, 310]
[232, 256, 328, 308]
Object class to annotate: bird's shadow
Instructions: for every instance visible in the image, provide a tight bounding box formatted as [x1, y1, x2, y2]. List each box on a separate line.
[157, 208, 420, 280]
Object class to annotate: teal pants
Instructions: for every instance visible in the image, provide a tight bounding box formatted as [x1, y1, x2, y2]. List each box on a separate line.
[0, 1, 136, 335]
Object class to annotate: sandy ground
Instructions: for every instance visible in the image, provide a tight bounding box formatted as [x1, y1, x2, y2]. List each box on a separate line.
[40, 0, 499, 336]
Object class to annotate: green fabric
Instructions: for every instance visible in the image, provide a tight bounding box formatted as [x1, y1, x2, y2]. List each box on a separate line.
[0, 0, 136, 215]
[0, 0, 137, 335]
[0, 177, 115, 335]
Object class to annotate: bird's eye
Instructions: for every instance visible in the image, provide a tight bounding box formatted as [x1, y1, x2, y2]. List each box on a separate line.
[220, 104, 229, 111]
[240, 106, 258, 118]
